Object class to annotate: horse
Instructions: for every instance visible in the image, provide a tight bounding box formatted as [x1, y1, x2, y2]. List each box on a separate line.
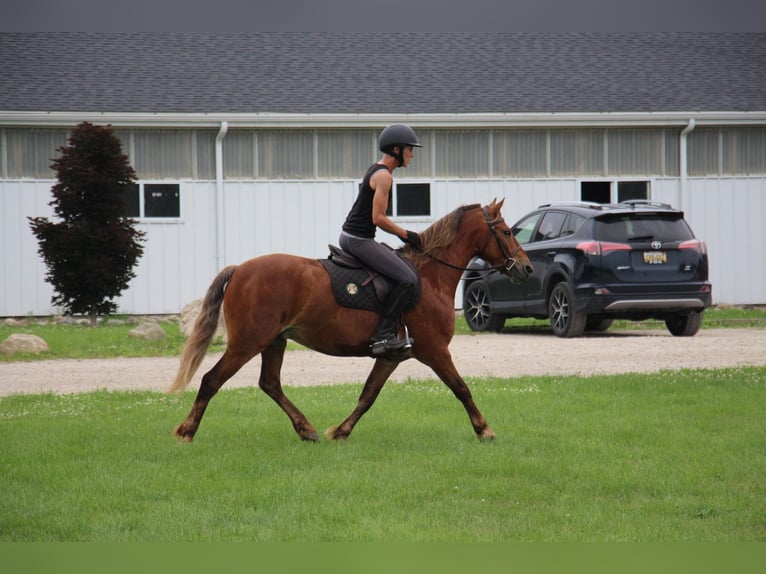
[169, 198, 533, 442]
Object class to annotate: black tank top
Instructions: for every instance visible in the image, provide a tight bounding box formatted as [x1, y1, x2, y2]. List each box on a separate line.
[342, 163, 390, 238]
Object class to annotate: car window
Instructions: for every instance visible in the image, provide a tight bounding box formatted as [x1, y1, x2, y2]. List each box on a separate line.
[533, 211, 568, 242]
[561, 213, 586, 237]
[596, 213, 694, 242]
[512, 213, 542, 244]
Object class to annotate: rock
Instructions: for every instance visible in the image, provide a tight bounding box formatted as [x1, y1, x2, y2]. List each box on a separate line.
[127, 322, 167, 341]
[0, 334, 49, 355]
[3, 318, 28, 327]
[179, 299, 226, 340]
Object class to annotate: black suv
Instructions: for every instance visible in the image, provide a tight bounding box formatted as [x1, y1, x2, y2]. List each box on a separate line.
[462, 201, 712, 337]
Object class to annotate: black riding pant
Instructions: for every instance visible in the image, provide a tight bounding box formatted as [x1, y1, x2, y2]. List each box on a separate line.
[339, 231, 418, 287]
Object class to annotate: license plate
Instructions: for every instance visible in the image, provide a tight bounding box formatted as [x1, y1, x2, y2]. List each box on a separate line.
[643, 251, 667, 264]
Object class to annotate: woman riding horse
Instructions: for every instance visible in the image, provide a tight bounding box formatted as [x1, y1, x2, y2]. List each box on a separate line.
[340, 124, 423, 356]
[170, 199, 533, 443]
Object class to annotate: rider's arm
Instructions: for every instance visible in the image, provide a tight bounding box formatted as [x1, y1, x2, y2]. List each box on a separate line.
[370, 169, 408, 241]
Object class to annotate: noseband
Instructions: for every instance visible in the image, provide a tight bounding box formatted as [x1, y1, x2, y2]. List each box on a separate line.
[424, 207, 522, 273]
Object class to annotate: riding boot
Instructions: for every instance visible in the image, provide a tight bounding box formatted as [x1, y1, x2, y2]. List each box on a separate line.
[371, 282, 415, 356]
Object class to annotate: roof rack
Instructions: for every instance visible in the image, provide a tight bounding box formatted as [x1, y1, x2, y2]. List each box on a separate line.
[618, 199, 674, 209]
[537, 201, 605, 210]
[537, 200, 677, 212]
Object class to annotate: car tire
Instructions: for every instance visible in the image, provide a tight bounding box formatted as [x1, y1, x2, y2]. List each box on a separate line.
[463, 280, 506, 332]
[548, 282, 587, 338]
[585, 318, 614, 332]
[665, 311, 703, 336]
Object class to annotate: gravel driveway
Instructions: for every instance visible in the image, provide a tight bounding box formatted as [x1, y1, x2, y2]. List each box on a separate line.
[1, 329, 764, 397]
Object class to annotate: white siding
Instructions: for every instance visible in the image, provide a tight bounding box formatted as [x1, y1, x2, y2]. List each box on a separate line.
[680, 178, 765, 306]
[110, 182, 218, 314]
[2, 176, 765, 316]
[0, 181, 57, 315]
[221, 180, 356, 262]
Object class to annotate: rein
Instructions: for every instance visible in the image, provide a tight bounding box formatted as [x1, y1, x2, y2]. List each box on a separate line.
[423, 207, 522, 275]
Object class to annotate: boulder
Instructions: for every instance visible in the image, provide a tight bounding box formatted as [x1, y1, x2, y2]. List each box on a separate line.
[179, 299, 226, 340]
[127, 322, 167, 341]
[0, 334, 49, 355]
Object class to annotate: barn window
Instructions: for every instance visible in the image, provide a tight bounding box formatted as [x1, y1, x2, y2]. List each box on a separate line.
[121, 183, 181, 219]
[433, 130, 488, 178]
[2, 128, 69, 178]
[580, 180, 649, 203]
[385, 183, 431, 217]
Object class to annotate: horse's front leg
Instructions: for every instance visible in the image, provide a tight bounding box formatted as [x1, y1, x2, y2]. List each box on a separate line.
[325, 358, 400, 440]
[423, 349, 495, 441]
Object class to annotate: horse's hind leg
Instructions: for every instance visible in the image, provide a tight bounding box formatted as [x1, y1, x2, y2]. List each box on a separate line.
[174, 349, 253, 442]
[325, 358, 399, 440]
[258, 338, 319, 442]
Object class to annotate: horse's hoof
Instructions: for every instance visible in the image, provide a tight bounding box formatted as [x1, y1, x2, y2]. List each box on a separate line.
[324, 425, 348, 441]
[174, 424, 195, 443]
[174, 432, 194, 443]
[478, 429, 496, 442]
[301, 431, 321, 443]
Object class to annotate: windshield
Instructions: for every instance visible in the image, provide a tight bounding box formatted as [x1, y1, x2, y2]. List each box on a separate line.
[595, 213, 694, 243]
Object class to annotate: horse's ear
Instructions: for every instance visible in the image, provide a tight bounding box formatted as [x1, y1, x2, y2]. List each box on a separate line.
[488, 197, 504, 214]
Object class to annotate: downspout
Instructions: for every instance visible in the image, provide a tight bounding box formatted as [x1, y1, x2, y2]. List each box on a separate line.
[679, 118, 695, 211]
[215, 121, 229, 271]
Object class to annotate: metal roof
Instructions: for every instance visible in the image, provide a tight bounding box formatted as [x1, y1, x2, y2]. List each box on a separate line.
[2, 32, 765, 117]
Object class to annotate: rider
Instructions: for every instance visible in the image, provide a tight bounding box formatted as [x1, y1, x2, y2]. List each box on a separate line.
[340, 124, 423, 356]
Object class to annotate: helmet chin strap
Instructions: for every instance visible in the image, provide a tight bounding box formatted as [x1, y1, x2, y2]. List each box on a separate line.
[392, 146, 405, 167]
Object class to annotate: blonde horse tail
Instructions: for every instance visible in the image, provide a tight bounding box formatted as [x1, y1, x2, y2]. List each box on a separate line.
[167, 265, 238, 393]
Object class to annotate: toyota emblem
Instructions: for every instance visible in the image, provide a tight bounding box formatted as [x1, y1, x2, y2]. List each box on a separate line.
[651, 241, 663, 250]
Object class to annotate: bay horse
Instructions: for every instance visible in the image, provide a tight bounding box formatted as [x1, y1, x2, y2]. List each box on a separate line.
[169, 198, 533, 442]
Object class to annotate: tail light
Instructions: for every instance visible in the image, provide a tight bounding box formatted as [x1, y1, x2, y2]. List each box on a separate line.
[576, 241, 631, 256]
[679, 239, 708, 254]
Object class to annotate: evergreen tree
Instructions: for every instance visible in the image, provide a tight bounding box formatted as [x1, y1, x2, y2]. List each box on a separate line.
[29, 122, 145, 326]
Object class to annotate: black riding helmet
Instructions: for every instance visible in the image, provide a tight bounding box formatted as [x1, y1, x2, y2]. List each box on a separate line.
[378, 124, 422, 167]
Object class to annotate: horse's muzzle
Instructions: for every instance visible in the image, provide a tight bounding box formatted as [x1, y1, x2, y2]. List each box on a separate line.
[505, 259, 534, 283]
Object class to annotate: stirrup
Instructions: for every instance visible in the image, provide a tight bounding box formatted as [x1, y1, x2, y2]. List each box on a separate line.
[371, 336, 412, 356]
[370, 325, 414, 356]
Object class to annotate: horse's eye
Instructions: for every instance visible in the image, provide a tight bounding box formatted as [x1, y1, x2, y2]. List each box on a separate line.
[503, 230, 512, 236]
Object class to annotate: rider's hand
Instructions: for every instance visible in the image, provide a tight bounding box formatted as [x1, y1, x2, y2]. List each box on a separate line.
[404, 230, 423, 251]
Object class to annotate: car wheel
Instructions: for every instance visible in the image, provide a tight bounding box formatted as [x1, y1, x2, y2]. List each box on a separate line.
[665, 311, 703, 336]
[585, 318, 614, 332]
[548, 282, 586, 338]
[463, 280, 505, 332]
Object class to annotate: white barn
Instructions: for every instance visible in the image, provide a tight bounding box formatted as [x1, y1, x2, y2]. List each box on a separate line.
[1, 33, 765, 316]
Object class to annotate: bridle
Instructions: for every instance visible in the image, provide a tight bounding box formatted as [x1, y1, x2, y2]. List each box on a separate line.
[424, 207, 523, 274]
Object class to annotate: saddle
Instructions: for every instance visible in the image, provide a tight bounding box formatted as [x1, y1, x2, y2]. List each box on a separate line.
[319, 244, 421, 313]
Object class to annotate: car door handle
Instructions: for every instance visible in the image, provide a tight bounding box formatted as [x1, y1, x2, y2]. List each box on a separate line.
[546, 251, 556, 259]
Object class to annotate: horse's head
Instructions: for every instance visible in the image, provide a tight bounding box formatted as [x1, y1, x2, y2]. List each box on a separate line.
[477, 198, 533, 283]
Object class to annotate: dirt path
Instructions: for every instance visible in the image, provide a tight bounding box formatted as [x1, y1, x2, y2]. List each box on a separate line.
[1, 329, 764, 397]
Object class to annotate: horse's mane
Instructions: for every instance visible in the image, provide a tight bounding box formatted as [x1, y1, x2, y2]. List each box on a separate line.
[404, 204, 481, 267]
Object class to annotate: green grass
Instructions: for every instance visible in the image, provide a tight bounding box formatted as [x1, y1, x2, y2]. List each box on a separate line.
[1, 367, 764, 541]
[453, 304, 766, 335]
[2, 305, 764, 362]
[0, 320, 191, 362]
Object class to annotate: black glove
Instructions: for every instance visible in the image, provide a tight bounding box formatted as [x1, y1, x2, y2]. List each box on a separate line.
[404, 230, 423, 251]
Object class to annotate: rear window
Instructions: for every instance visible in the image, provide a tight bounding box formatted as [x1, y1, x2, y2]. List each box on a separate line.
[595, 213, 694, 243]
